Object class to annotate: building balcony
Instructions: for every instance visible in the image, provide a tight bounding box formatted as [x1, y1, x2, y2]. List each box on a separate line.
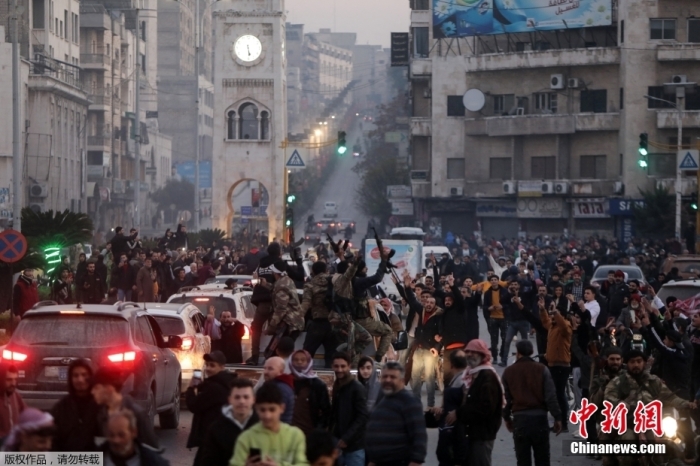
[410, 58, 431, 78]
[87, 136, 111, 151]
[411, 117, 431, 136]
[657, 43, 700, 62]
[87, 164, 111, 182]
[80, 53, 110, 70]
[465, 112, 620, 137]
[656, 110, 700, 129]
[88, 90, 112, 111]
[464, 46, 620, 72]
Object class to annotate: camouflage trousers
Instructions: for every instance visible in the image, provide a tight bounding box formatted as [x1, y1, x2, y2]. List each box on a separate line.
[329, 311, 371, 366]
[355, 317, 393, 361]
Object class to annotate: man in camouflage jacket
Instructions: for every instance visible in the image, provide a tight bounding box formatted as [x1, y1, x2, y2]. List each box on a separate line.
[261, 261, 305, 357]
[301, 260, 338, 368]
[602, 349, 696, 466]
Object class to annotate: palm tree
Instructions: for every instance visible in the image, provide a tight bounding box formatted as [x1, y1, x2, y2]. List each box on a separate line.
[21, 208, 94, 249]
[632, 186, 675, 239]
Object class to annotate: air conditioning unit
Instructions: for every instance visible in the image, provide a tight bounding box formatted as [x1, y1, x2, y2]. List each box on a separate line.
[29, 183, 48, 198]
[541, 181, 554, 194]
[554, 181, 570, 194]
[672, 75, 688, 84]
[568, 78, 580, 89]
[29, 203, 44, 213]
[550, 74, 565, 90]
[503, 181, 517, 194]
[613, 181, 625, 195]
[515, 107, 525, 115]
[450, 187, 464, 196]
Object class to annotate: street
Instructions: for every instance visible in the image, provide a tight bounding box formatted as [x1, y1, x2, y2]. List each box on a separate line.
[158, 309, 597, 466]
[295, 121, 370, 249]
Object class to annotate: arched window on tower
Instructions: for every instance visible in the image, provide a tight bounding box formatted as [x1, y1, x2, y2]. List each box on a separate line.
[227, 111, 236, 139]
[239, 103, 259, 140]
[260, 111, 269, 140]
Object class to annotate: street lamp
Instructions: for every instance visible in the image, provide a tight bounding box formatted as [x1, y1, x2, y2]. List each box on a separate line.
[645, 90, 689, 240]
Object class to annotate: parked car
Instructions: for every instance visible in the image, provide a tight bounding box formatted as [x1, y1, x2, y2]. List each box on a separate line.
[204, 275, 255, 286]
[590, 265, 646, 287]
[337, 218, 356, 234]
[323, 201, 338, 218]
[657, 279, 700, 304]
[317, 220, 338, 235]
[145, 303, 211, 393]
[167, 289, 255, 361]
[662, 255, 700, 280]
[3, 301, 182, 428]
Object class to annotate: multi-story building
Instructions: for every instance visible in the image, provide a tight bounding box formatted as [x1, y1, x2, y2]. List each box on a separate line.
[0, 0, 89, 219]
[409, 0, 700, 240]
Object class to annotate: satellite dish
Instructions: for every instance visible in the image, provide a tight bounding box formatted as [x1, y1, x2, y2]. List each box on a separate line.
[463, 89, 485, 112]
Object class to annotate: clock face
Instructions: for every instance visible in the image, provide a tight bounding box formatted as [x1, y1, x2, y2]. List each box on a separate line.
[234, 35, 263, 62]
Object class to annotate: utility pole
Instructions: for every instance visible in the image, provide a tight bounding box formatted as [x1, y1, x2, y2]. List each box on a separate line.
[134, 8, 141, 229]
[194, 0, 200, 232]
[675, 87, 684, 240]
[11, 0, 22, 231]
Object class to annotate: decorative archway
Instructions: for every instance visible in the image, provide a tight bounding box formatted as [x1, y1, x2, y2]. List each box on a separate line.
[226, 178, 270, 244]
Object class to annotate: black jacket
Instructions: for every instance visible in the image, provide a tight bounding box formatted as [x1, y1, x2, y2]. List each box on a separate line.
[101, 442, 170, 466]
[330, 377, 369, 452]
[293, 377, 331, 430]
[250, 255, 305, 305]
[110, 232, 138, 259]
[113, 262, 136, 290]
[439, 288, 473, 347]
[213, 322, 246, 364]
[457, 368, 503, 441]
[198, 409, 258, 466]
[185, 370, 237, 448]
[642, 319, 690, 398]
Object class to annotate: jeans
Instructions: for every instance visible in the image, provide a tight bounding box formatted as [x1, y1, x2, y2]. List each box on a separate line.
[303, 319, 338, 368]
[410, 348, 438, 407]
[340, 449, 364, 466]
[550, 366, 571, 426]
[488, 318, 508, 363]
[513, 414, 550, 466]
[399, 335, 415, 366]
[466, 439, 494, 466]
[249, 302, 273, 362]
[572, 367, 582, 410]
[117, 288, 132, 302]
[503, 320, 530, 365]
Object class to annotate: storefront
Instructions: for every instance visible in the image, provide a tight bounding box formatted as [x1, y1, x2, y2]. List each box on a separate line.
[571, 198, 614, 236]
[516, 198, 567, 235]
[422, 199, 476, 237]
[476, 201, 518, 239]
[609, 199, 645, 243]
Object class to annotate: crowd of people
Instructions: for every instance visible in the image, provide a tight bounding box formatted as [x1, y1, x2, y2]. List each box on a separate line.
[9, 223, 700, 466]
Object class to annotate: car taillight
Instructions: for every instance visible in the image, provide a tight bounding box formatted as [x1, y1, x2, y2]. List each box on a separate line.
[181, 336, 194, 351]
[242, 326, 250, 340]
[2, 349, 27, 362]
[107, 351, 136, 363]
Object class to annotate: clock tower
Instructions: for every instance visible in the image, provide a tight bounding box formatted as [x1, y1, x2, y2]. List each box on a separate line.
[211, 0, 287, 239]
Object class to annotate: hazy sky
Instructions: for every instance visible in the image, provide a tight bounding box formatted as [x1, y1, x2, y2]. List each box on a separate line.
[285, 0, 410, 48]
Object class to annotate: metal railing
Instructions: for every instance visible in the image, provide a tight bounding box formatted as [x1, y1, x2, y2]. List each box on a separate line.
[87, 136, 109, 147]
[80, 54, 109, 65]
[30, 55, 83, 90]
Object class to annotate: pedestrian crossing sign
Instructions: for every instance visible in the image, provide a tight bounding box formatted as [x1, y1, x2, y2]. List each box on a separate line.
[286, 150, 305, 168]
[678, 150, 700, 171]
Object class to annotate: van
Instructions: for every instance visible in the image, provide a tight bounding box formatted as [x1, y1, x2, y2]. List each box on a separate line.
[389, 227, 425, 240]
[323, 201, 338, 218]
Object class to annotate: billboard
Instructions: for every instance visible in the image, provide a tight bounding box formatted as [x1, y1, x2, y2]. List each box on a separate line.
[175, 161, 212, 189]
[432, 0, 612, 38]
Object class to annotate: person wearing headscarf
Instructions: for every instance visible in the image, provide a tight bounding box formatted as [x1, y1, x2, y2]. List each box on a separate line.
[356, 356, 380, 411]
[1, 408, 54, 452]
[456, 339, 504, 466]
[51, 359, 101, 451]
[288, 350, 330, 435]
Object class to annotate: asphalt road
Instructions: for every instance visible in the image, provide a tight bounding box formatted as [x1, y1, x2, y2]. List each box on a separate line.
[294, 121, 371, 252]
[158, 311, 598, 466]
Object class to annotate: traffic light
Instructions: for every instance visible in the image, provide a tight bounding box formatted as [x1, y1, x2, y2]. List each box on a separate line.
[337, 131, 347, 155]
[285, 193, 295, 228]
[638, 133, 649, 168]
[692, 192, 698, 210]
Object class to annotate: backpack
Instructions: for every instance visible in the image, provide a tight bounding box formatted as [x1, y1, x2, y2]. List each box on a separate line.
[326, 275, 359, 317]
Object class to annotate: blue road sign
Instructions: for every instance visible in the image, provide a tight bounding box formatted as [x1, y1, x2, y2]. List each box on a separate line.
[286, 150, 305, 167]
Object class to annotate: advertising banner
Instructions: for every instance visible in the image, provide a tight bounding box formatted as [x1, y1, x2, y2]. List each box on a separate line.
[571, 199, 609, 218]
[175, 161, 212, 189]
[609, 199, 645, 217]
[391, 32, 410, 66]
[433, 0, 612, 38]
[517, 198, 565, 218]
[365, 239, 422, 294]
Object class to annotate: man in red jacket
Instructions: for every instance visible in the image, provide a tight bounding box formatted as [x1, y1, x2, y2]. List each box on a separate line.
[13, 269, 39, 325]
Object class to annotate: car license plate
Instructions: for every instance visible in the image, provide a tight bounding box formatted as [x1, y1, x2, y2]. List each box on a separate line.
[45, 366, 68, 381]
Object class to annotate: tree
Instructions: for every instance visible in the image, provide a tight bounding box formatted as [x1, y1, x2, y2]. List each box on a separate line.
[353, 93, 410, 222]
[632, 186, 675, 239]
[188, 228, 228, 249]
[150, 179, 195, 215]
[21, 208, 94, 248]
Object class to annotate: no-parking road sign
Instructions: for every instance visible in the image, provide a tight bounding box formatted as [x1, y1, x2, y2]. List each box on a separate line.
[0, 230, 28, 263]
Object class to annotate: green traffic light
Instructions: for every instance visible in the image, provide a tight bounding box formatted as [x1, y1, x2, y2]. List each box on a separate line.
[692, 203, 698, 210]
[638, 147, 648, 156]
[285, 219, 292, 227]
[286, 194, 296, 203]
[638, 159, 648, 168]
[338, 146, 347, 155]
